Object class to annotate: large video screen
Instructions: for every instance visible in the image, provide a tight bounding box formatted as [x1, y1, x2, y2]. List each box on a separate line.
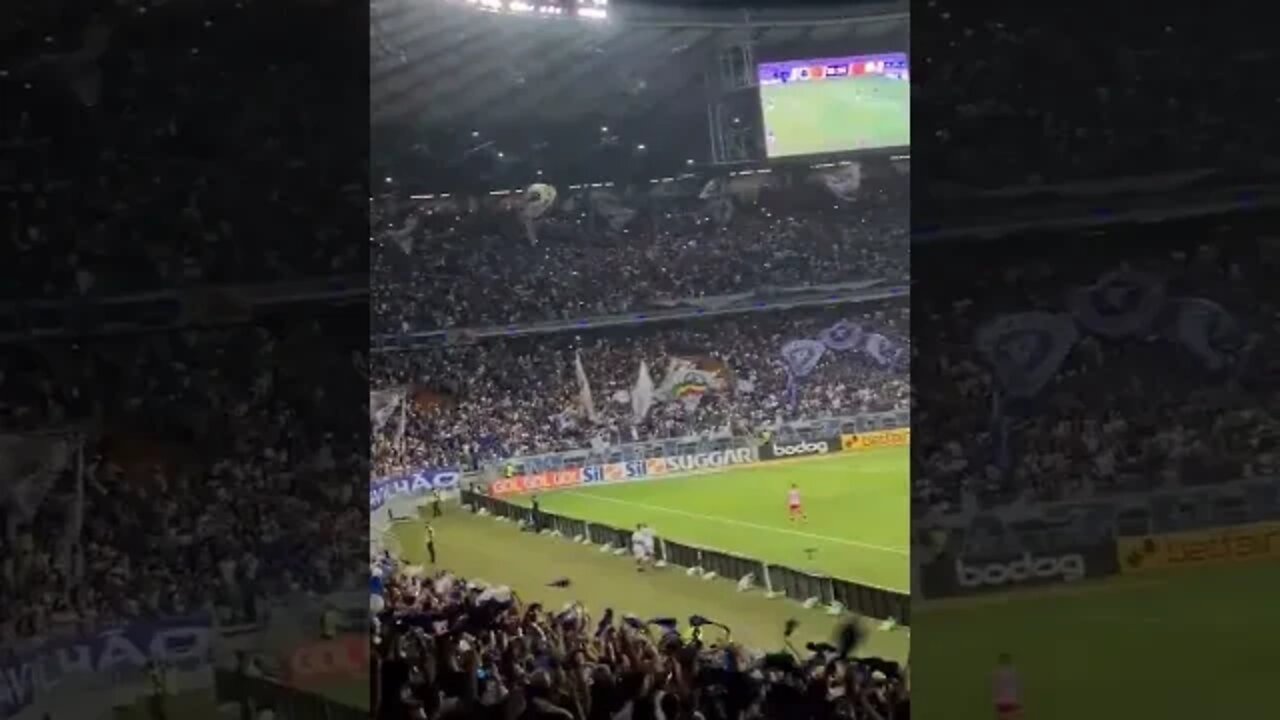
[759, 53, 909, 158]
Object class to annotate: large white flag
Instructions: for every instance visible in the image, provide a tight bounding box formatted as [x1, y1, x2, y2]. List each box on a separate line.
[656, 358, 727, 401]
[370, 389, 405, 432]
[632, 360, 656, 421]
[575, 351, 598, 421]
[0, 434, 76, 521]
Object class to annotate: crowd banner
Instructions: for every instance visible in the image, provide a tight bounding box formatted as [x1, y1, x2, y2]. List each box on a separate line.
[1117, 520, 1280, 574]
[758, 436, 840, 461]
[0, 616, 213, 720]
[369, 468, 460, 510]
[460, 490, 910, 626]
[840, 428, 910, 452]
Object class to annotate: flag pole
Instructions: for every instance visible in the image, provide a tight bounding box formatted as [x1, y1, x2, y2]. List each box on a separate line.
[73, 434, 85, 585]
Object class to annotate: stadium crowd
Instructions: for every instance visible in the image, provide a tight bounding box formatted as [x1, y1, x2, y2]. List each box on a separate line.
[370, 303, 908, 476]
[1, 1, 363, 302]
[916, 4, 1276, 186]
[912, 216, 1280, 518]
[372, 178, 907, 333]
[0, 311, 368, 651]
[1, 0, 369, 658]
[373, 562, 909, 720]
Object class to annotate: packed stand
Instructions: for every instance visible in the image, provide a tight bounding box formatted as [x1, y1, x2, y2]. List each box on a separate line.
[372, 179, 907, 333]
[0, 1, 364, 301]
[916, 4, 1277, 187]
[0, 311, 368, 654]
[373, 562, 909, 720]
[371, 304, 908, 476]
[912, 213, 1280, 517]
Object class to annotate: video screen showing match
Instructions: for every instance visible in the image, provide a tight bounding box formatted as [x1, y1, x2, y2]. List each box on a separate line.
[759, 52, 909, 158]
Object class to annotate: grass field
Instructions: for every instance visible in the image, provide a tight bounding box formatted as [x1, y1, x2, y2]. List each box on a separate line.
[385, 450, 910, 665]
[762, 75, 909, 158]
[911, 559, 1280, 719]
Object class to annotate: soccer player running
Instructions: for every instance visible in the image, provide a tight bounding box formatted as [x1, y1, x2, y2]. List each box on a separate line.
[787, 483, 807, 522]
[992, 652, 1022, 720]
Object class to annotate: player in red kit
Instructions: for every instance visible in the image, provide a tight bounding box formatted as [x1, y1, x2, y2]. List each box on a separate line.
[992, 652, 1022, 720]
[787, 483, 806, 522]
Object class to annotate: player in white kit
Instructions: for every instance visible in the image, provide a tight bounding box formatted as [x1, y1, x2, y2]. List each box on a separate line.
[992, 652, 1021, 719]
[787, 483, 806, 522]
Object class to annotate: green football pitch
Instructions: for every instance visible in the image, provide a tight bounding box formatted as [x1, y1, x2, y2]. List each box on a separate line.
[385, 450, 910, 664]
[911, 559, 1280, 720]
[762, 75, 909, 157]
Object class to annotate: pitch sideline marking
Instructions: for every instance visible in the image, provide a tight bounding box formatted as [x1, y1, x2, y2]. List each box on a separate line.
[560, 490, 908, 556]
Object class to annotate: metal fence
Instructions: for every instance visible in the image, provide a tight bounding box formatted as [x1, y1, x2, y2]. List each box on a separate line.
[463, 490, 909, 625]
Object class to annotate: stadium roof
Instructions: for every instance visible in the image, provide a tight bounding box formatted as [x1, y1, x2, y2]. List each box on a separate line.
[371, 0, 906, 128]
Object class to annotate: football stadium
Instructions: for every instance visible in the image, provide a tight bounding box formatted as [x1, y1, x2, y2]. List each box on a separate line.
[380, 442, 910, 658]
[370, 0, 909, 716]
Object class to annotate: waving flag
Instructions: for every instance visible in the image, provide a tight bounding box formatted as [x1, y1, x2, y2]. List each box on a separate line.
[820, 320, 864, 351]
[820, 163, 862, 201]
[1067, 270, 1164, 338]
[975, 313, 1079, 399]
[575, 351, 598, 421]
[632, 360, 656, 421]
[780, 339, 827, 379]
[862, 333, 901, 367]
[0, 434, 76, 521]
[1164, 297, 1241, 370]
[370, 389, 404, 432]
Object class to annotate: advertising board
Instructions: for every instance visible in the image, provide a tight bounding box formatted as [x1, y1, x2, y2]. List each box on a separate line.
[1117, 520, 1280, 573]
[759, 437, 837, 460]
[840, 428, 910, 452]
[369, 468, 460, 510]
[487, 448, 757, 497]
[918, 542, 1119, 599]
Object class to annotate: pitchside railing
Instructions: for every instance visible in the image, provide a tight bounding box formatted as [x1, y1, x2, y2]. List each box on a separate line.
[461, 489, 911, 626]
[214, 671, 366, 720]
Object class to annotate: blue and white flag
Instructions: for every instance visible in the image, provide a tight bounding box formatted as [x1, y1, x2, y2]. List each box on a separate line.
[1164, 297, 1241, 370]
[819, 320, 864, 352]
[862, 333, 900, 367]
[1067, 270, 1164, 339]
[975, 313, 1079, 399]
[780, 339, 826, 379]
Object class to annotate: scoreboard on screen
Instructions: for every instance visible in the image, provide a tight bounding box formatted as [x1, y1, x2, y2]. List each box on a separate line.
[758, 52, 910, 158]
[758, 54, 909, 86]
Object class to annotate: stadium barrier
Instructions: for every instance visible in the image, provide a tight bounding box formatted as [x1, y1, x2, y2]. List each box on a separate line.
[916, 540, 1120, 600]
[1116, 519, 1280, 574]
[481, 410, 908, 479]
[214, 670, 365, 720]
[840, 428, 910, 452]
[463, 490, 910, 625]
[914, 477, 1280, 601]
